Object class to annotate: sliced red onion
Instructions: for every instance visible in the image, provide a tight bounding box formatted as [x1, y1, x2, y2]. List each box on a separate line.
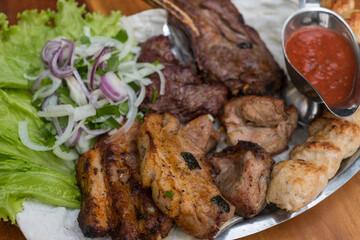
[81, 125, 110, 136]
[42, 41, 61, 65]
[68, 128, 82, 147]
[73, 68, 99, 108]
[90, 47, 107, 90]
[52, 117, 63, 136]
[31, 69, 50, 92]
[58, 39, 74, 68]
[41, 93, 58, 111]
[99, 72, 127, 101]
[51, 48, 73, 78]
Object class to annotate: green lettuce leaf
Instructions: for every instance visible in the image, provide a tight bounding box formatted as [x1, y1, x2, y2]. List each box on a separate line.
[0, 0, 122, 89]
[0, 0, 123, 223]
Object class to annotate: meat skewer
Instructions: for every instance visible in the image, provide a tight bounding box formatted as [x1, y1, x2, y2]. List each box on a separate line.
[266, 109, 360, 212]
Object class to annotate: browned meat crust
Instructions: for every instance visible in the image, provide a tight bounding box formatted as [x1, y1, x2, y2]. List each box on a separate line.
[137, 113, 235, 239]
[138, 35, 228, 122]
[209, 141, 275, 218]
[222, 96, 298, 155]
[76, 121, 173, 239]
[146, 0, 285, 95]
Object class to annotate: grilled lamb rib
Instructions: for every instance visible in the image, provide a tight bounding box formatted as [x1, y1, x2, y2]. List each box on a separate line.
[145, 0, 285, 95]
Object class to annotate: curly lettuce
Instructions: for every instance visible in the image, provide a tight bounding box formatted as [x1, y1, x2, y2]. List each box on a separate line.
[0, 0, 123, 223]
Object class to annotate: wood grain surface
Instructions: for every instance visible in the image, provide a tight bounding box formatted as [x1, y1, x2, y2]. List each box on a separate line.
[0, 0, 360, 240]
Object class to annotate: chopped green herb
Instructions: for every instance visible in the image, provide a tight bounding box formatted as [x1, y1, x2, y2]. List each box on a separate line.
[96, 104, 120, 118]
[136, 114, 144, 124]
[128, 81, 140, 92]
[80, 35, 91, 45]
[59, 94, 77, 107]
[180, 152, 201, 170]
[164, 190, 174, 198]
[112, 29, 128, 43]
[56, 87, 70, 96]
[106, 54, 120, 71]
[38, 123, 56, 147]
[89, 136, 99, 148]
[153, 60, 159, 66]
[95, 68, 106, 76]
[151, 90, 158, 104]
[118, 101, 129, 115]
[60, 144, 72, 153]
[31, 98, 43, 108]
[74, 58, 88, 79]
[211, 195, 230, 213]
[100, 117, 121, 130]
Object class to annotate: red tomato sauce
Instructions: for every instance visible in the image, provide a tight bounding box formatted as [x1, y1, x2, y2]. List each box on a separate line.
[286, 26, 356, 105]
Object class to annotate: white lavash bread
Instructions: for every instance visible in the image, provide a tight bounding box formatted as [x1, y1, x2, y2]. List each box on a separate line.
[16, 1, 299, 239]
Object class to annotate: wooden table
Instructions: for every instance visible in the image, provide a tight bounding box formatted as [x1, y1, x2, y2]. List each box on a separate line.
[0, 1, 360, 239]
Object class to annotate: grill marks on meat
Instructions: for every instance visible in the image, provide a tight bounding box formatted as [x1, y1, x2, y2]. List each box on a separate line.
[76, 121, 173, 239]
[147, 0, 284, 95]
[209, 141, 275, 218]
[222, 96, 298, 155]
[137, 113, 235, 239]
[138, 35, 228, 122]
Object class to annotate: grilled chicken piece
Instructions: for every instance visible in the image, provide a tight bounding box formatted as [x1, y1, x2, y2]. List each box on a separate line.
[76, 121, 173, 239]
[307, 116, 360, 158]
[209, 141, 275, 218]
[222, 96, 298, 155]
[138, 35, 228, 122]
[146, 0, 284, 95]
[137, 113, 235, 239]
[266, 159, 328, 212]
[267, 109, 360, 212]
[290, 142, 342, 179]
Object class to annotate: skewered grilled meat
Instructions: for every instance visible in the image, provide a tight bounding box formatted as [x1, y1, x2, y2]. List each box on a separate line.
[222, 96, 298, 155]
[139, 35, 228, 122]
[145, 0, 285, 95]
[209, 141, 275, 218]
[137, 113, 235, 239]
[267, 109, 360, 212]
[76, 121, 173, 239]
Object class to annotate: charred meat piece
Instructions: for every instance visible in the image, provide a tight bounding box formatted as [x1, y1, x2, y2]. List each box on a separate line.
[209, 141, 275, 218]
[139, 35, 228, 122]
[146, 0, 284, 95]
[222, 96, 298, 155]
[137, 113, 235, 239]
[76, 148, 108, 237]
[76, 121, 173, 240]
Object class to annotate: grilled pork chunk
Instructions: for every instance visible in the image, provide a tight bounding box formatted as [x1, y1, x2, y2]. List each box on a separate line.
[222, 96, 298, 155]
[139, 35, 228, 122]
[146, 0, 284, 95]
[76, 121, 173, 240]
[137, 113, 235, 239]
[209, 141, 275, 218]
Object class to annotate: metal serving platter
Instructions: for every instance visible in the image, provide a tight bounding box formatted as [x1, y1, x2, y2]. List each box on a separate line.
[163, 3, 360, 239]
[166, 15, 360, 238]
